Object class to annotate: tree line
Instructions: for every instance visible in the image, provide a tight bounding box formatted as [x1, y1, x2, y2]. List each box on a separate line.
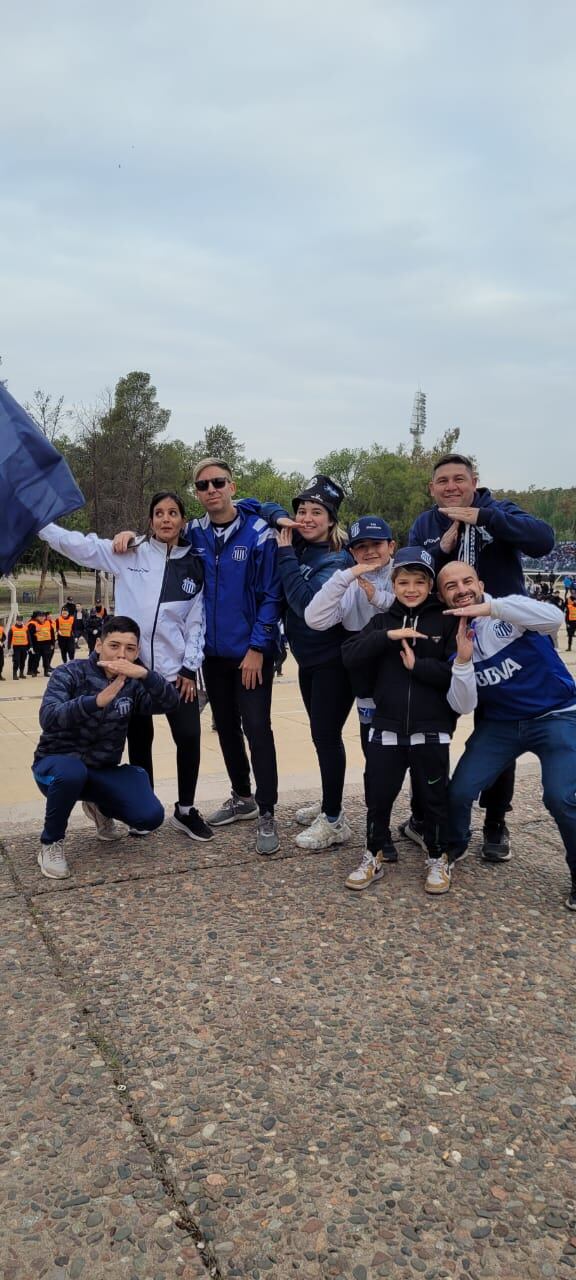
[7, 367, 576, 595]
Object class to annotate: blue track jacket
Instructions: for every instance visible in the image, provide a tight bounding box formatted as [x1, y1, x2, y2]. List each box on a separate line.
[183, 500, 283, 660]
[409, 488, 554, 596]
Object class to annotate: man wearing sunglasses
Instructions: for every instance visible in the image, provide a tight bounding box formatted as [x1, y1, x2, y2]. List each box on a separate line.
[404, 452, 555, 864]
[115, 457, 283, 856]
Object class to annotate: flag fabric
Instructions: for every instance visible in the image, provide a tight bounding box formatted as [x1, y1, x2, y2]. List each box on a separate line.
[0, 383, 85, 575]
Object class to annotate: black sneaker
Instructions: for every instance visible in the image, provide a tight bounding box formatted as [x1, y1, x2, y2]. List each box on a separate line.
[482, 822, 512, 863]
[381, 829, 399, 863]
[398, 817, 426, 851]
[565, 881, 576, 912]
[170, 806, 214, 842]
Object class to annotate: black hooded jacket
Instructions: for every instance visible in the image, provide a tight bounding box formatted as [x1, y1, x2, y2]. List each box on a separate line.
[341, 595, 459, 736]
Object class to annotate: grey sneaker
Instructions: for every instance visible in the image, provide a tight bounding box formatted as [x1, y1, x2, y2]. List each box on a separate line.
[38, 841, 70, 880]
[82, 800, 124, 842]
[207, 791, 258, 826]
[256, 813, 280, 856]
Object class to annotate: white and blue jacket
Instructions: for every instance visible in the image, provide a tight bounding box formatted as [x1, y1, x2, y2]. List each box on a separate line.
[183, 500, 283, 660]
[448, 596, 576, 721]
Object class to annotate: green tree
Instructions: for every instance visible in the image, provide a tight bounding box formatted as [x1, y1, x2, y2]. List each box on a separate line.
[191, 423, 246, 473]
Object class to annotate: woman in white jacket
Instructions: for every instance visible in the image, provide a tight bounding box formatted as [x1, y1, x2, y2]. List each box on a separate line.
[39, 491, 212, 841]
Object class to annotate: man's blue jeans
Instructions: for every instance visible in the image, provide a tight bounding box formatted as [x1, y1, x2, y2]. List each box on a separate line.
[449, 711, 576, 875]
[33, 755, 164, 844]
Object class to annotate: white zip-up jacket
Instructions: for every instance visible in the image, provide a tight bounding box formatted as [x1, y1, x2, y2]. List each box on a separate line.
[304, 563, 395, 721]
[304, 564, 395, 632]
[39, 524, 205, 681]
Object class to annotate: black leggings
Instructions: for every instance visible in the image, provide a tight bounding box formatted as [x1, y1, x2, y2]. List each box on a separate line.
[127, 693, 201, 807]
[298, 660, 355, 816]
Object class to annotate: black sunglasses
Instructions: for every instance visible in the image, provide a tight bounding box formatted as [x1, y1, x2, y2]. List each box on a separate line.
[195, 477, 228, 491]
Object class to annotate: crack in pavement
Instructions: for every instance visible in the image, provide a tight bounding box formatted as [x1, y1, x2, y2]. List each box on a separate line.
[0, 836, 223, 1280]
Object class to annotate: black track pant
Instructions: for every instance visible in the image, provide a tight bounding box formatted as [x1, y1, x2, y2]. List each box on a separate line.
[366, 740, 450, 858]
[202, 655, 278, 814]
[298, 659, 355, 817]
[58, 637, 76, 663]
[127, 693, 201, 808]
[567, 622, 576, 651]
[12, 648, 28, 677]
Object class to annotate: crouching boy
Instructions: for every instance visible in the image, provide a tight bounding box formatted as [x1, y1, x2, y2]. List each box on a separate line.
[33, 615, 179, 879]
[341, 548, 460, 895]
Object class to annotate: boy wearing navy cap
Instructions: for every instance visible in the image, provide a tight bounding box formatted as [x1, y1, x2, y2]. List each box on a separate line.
[342, 548, 464, 895]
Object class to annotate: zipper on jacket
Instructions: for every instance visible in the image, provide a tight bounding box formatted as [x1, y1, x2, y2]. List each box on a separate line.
[149, 545, 171, 671]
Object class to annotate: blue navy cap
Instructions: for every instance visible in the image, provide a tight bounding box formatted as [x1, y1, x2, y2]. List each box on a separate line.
[392, 546, 435, 579]
[347, 515, 393, 545]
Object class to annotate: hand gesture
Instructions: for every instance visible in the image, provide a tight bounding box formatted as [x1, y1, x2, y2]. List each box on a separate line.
[97, 658, 148, 679]
[454, 616, 474, 664]
[439, 520, 460, 553]
[278, 527, 293, 548]
[95, 674, 126, 707]
[443, 601, 491, 619]
[438, 506, 479, 526]
[175, 674, 197, 703]
[239, 647, 264, 689]
[399, 639, 415, 670]
[112, 531, 138, 553]
[387, 627, 426, 641]
[357, 575, 375, 602]
[276, 517, 300, 530]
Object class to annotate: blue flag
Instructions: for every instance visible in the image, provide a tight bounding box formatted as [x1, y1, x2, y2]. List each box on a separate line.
[0, 383, 85, 574]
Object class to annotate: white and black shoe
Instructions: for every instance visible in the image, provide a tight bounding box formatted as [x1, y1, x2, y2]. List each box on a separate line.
[169, 806, 214, 842]
[398, 817, 427, 851]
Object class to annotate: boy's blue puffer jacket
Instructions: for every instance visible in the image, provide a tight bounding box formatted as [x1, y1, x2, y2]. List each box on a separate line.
[183, 500, 283, 660]
[33, 654, 179, 769]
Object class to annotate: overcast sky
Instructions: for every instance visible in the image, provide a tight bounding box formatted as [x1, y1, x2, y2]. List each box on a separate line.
[2, 0, 575, 489]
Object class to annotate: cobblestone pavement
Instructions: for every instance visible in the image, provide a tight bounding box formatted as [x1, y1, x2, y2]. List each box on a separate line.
[1, 778, 575, 1279]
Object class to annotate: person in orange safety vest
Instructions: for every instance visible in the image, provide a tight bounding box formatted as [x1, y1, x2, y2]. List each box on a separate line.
[8, 615, 29, 679]
[56, 607, 76, 663]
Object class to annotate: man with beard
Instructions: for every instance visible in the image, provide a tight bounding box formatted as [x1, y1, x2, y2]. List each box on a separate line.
[407, 453, 555, 863]
[438, 561, 576, 912]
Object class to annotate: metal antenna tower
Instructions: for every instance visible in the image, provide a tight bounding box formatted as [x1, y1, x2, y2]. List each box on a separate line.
[409, 389, 427, 454]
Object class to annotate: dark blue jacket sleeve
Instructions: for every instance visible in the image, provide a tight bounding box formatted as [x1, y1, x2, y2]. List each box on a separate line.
[475, 502, 555, 555]
[249, 534, 284, 650]
[134, 671, 180, 715]
[39, 668, 100, 731]
[277, 547, 351, 617]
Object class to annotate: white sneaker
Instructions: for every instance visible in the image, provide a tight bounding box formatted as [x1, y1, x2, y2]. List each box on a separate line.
[345, 850, 384, 891]
[82, 800, 124, 842]
[294, 800, 322, 826]
[295, 812, 351, 851]
[425, 854, 452, 895]
[38, 841, 70, 880]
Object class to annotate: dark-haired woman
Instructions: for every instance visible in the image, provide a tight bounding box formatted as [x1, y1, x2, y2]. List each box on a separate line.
[38, 492, 212, 840]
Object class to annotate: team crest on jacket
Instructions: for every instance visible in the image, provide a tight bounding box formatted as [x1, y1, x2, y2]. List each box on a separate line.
[181, 577, 198, 595]
[114, 697, 133, 717]
[232, 546, 248, 562]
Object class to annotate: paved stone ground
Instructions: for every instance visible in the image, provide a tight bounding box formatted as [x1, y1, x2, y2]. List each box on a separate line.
[1, 778, 575, 1280]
